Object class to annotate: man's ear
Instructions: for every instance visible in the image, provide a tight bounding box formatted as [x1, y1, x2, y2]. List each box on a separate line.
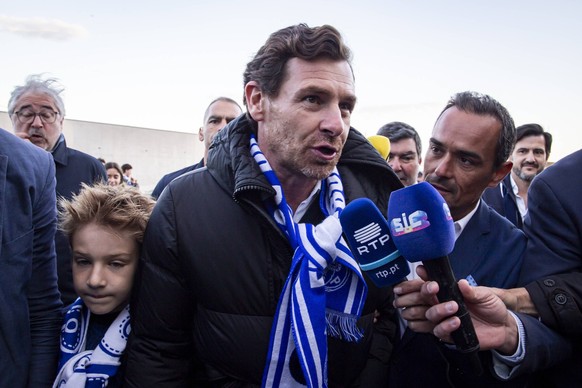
[488, 161, 512, 188]
[245, 81, 265, 122]
[198, 127, 204, 142]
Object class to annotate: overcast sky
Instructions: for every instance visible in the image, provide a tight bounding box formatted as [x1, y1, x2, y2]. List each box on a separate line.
[1, 0, 581, 161]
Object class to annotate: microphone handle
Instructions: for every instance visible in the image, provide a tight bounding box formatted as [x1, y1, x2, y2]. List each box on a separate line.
[423, 257, 483, 375]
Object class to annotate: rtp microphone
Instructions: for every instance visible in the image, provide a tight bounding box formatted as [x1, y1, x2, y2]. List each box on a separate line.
[340, 198, 409, 288]
[387, 182, 482, 374]
[367, 135, 390, 160]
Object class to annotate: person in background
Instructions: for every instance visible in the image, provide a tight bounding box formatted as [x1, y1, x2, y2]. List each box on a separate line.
[482, 123, 552, 229]
[377, 121, 422, 187]
[419, 147, 582, 384]
[54, 183, 155, 387]
[97, 157, 106, 166]
[124, 23, 401, 387]
[0, 127, 62, 387]
[121, 163, 139, 188]
[151, 97, 242, 199]
[105, 162, 124, 187]
[8, 74, 106, 305]
[391, 91, 528, 387]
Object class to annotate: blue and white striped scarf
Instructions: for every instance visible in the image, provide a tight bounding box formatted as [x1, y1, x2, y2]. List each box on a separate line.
[251, 135, 368, 388]
[53, 298, 131, 388]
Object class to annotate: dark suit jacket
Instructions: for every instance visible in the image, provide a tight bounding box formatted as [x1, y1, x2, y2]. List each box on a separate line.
[151, 159, 204, 199]
[0, 129, 62, 387]
[52, 136, 107, 305]
[482, 174, 523, 229]
[517, 149, 582, 386]
[389, 201, 528, 387]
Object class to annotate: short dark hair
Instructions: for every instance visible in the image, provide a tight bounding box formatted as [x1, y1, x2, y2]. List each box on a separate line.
[438, 91, 515, 169]
[121, 163, 132, 172]
[243, 24, 353, 107]
[515, 123, 552, 158]
[377, 121, 422, 156]
[105, 162, 124, 178]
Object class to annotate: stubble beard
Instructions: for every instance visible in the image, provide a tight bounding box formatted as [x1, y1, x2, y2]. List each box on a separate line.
[300, 155, 340, 180]
[265, 114, 342, 181]
[513, 165, 541, 182]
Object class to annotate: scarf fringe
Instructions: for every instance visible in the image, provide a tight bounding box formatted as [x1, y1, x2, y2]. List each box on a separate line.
[325, 309, 364, 342]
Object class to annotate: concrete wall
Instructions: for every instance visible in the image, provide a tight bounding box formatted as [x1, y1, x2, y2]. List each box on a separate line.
[0, 111, 201, 193]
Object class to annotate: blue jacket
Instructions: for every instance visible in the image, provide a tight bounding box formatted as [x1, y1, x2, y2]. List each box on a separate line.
[52, 136, 106, 305]
[517, 149, 582, 386]
[482, 174, 523, 229]
[389, 201, 527, 387]
[0, 128, 62, 387]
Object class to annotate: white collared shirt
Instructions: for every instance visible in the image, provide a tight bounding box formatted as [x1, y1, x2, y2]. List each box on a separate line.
[293, 181, 322, 223]
[453, 200, 480, 240]
[509, 175, 528, 221]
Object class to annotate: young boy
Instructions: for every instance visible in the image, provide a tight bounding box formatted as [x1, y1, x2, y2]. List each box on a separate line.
[53, 183, 155, 387]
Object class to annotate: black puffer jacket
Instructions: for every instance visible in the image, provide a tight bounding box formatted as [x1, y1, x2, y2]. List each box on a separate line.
[125, 115, 402, 387]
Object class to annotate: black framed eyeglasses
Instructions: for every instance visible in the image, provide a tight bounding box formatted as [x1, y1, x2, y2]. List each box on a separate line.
[13, 108, 60, 124]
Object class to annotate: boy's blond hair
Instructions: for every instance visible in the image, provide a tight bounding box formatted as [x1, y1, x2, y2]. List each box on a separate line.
[59, 183, 155, 244]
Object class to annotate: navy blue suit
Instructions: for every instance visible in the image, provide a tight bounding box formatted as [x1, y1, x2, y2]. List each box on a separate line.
[482, 174, 523, 229]
[151, 159, 204, 199]
[0, 129, 62, 387]
[389, 201, 528, 387]
[516, 149, 582, 386]
[52, 136, 106, 304]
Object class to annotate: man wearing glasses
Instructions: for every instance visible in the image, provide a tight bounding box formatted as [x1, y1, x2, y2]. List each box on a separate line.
[8, 75, 106, 305]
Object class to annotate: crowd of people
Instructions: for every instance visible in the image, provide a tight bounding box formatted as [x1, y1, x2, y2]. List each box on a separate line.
[1, 23, 579, 388]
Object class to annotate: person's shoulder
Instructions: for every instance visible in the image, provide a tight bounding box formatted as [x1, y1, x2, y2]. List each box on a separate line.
[164, 163, 200, 181]
[171, 165, 208, 187]
[158, 166, 210, 203]
[66, 146, 100, 163]
[482, 201, 525, 239]
[0, 128, 53, 169]
[0, 128, 43, 154]
[535, 149, 582, 187]
[66, 147, 106, 171]
[481, 184, 502, 202]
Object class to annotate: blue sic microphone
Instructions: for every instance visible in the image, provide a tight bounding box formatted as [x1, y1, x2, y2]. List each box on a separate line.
[340, 198, 410, 288]
[387, 182, 482, 374]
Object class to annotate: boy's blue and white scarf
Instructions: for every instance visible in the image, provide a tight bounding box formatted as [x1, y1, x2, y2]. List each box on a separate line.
[53, 298, 131, 388]
[251, 135, 368, 388]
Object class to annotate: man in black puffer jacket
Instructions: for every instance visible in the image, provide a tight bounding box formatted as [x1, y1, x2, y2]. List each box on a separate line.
[125, 23, 402, 387]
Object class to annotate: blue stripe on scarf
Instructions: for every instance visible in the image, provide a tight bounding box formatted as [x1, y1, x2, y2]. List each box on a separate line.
[252, 135, 367, 388]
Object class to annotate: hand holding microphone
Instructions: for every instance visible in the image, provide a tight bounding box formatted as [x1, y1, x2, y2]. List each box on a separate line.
[387, 182, 482, 374]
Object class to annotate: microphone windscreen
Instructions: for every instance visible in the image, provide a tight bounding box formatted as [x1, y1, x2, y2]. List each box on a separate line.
[340, 198, 410, 287]
[387, 182, 455, 262]
[367, 135, 390, 160]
